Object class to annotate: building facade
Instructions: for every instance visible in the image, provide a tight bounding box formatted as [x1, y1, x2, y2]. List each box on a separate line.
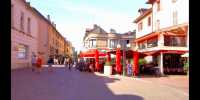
[83, 24, 135, 51]
[11, 0, 73, 68]
[11, 0, 38, 69]
[134, 0, 189, 75]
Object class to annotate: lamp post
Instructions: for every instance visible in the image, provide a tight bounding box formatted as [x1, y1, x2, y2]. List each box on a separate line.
[122, 43, 131, 76]
[117, 42, 131, 76]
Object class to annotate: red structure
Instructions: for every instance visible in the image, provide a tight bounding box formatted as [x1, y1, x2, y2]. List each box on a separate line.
[116, 48, 122, 74]
[133, 52, 139, 76]
[106, 52, 111, 62]
[95, 49, 100, 71]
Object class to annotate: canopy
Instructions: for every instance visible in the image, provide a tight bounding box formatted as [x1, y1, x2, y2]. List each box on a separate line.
[181, 53, 189, 57]
[79, 49, 106, 58]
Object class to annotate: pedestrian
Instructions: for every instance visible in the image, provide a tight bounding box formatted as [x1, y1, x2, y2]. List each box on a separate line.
[64, 57, 68, 69]
[126, 60, 132, 77]
[31, 53, 37, 72]
[47, 56, 54, 72]
[68, 58, 72, 71]
[36, 55, 43, 73]
[54, 57, 58, 65]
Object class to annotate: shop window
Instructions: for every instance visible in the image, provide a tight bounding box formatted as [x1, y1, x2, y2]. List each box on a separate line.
[17, 44, 28, 59]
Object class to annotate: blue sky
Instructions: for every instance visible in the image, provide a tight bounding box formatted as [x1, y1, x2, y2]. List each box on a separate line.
[26, 0, 150, 52]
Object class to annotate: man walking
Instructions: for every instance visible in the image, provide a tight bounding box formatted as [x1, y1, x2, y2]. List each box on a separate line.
[47, 56, 54, 72]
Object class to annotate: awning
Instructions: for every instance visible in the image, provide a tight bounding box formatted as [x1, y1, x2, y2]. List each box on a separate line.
[181, 53, 189, 57]
[79, 49, 106, 58]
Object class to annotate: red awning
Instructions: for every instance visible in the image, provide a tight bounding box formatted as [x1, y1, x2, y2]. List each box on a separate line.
[79, 49, 106, 58]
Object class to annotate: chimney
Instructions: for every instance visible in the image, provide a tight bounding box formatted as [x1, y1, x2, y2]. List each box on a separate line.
[54, 24, 56, 28]
[93, 24, 98, 28]
[27, 2, 30, 6]
[110, 28, 116, 33]
[138, 8, 148, 15]
[52, 22, 54, 26]
[47, 15, 50, 21]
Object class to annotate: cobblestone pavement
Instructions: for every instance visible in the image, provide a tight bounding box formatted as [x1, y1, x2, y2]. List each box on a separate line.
[11, 66, 189, 100]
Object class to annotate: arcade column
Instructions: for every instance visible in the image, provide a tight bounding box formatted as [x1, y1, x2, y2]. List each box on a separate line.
[133, 52, 139, 76]
[95, 49, 99, 72]
[116, 48, 121, 74]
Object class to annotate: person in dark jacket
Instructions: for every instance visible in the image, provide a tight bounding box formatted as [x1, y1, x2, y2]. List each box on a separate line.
[47, 56, 54, 72]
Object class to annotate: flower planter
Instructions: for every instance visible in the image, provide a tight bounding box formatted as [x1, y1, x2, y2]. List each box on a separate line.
[104, 65, 112, 75]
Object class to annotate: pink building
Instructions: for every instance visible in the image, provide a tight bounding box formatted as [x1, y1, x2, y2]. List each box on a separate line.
[11, 0, 38, 69]
[31, 8, 50, 64]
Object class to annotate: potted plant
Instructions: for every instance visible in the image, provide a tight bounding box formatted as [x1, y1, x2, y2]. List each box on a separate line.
[138, 58, 147, 74]
[183, 61, 189, 75]
[104, 61, 112, 75]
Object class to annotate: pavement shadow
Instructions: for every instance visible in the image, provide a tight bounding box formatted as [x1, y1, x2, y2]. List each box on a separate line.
[11, 67, 144, 100]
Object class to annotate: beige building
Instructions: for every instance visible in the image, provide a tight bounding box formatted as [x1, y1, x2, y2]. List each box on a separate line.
[83, 24, 135, 51]
[32, 8, 68, 63]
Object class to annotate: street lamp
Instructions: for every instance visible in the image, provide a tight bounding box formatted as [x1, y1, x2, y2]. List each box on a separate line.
[126, 43, 131, 48]
[117, 44, 121, 48]
[122, 43, 131, 76]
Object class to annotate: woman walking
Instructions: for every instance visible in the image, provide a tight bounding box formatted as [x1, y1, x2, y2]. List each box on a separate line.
[36, 55, 43, 73]
[126, 60, 132, 77]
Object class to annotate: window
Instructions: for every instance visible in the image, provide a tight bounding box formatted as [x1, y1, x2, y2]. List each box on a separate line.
[164, 36, 186, 46]
[138, 22, 143, 31]
[147, 38, 158, 48]
[138, 42, 146, 50]
[148, 17, 151, 26]
[157, 1, 160, 11]
[89, 39, 96, 48]
[17, 44, 28, 59]
[173, 11, 178, 25]
[110, 39, 118, 48]
[20, 12, 24, 31]
[97, 39, 107, 48]
[126, 40, 129, 44]
[27, 17, 31, 33]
